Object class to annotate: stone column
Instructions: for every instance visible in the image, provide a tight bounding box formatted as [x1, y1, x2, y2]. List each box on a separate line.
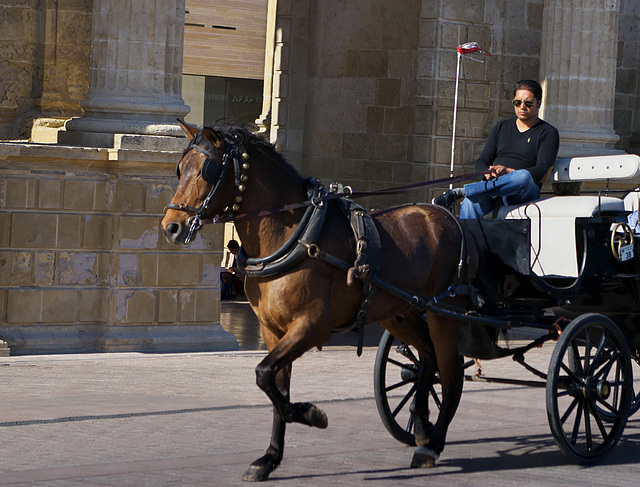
[538, 0, 621, 156]
[30, 0, 92, 143]
[61, 0, 189, 149]
[255, 0, 278, 135]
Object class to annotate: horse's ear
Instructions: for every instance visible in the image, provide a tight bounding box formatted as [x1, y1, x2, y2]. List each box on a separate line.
[177, 119, 199, 139]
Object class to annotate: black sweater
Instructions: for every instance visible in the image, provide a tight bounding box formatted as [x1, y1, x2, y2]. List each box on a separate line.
[475, 117, 560, 184]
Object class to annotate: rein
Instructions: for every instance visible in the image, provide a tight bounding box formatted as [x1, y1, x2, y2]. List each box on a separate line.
[201, 170, 487, 226]
[165, 126, 485, 238]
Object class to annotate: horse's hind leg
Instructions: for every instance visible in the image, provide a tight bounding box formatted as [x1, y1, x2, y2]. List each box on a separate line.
[412, 313, 463, 468]
[381, 315, 440, 462]
[409, 346, 438, 459]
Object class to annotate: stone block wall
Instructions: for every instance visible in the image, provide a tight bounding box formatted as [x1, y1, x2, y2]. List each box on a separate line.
[0, 144, 237, 354]
[0, 0, 41, 139]
[274, 0, 430, 209]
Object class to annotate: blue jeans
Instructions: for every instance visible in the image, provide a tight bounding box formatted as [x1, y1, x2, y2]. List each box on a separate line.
[459, 169, 540, 219]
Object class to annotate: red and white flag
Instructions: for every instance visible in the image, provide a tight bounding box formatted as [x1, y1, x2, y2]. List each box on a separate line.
[456, 42, 491, 56]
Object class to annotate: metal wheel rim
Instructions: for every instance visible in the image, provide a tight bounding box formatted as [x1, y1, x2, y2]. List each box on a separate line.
[546, 313, 632, 464]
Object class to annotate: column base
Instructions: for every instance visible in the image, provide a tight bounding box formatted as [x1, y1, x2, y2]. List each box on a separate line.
[0, 340, 10, 357]
[557, 129, 622, 158]
[0, 324, 239, 354]
[58, 131, 188, 151]
[97, 325, 239, 353]
[30, 117, 69, 144]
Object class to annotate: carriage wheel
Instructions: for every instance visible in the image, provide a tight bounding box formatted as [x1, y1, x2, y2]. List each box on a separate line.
[374, 329, 439, 446]
[546, 313, 632, 464]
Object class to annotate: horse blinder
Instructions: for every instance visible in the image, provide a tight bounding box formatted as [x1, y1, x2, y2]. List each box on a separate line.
[176, 142, 221, 182]
[201, 157, 224, 185]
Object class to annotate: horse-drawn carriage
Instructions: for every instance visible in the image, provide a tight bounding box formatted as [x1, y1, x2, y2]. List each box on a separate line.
[374, 153, 640, 465]
[162, 121, 640, 481]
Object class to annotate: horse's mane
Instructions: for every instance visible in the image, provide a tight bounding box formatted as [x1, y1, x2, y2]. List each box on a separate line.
[194, 121, 304, 184]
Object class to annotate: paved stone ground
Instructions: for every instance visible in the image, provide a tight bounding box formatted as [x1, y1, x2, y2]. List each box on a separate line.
[2, 337, 640, 486]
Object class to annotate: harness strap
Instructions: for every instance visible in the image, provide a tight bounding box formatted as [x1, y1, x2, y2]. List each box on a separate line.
[336, 199, 382, 286]
[304, 206, 484, 351]
[332, 198, 383, 356]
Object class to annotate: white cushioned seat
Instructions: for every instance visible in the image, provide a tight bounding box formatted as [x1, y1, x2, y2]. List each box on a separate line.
[495, 196, 625, 278]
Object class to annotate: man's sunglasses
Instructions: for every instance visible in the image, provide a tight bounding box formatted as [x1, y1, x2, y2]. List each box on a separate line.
[512, 99, 536, 108]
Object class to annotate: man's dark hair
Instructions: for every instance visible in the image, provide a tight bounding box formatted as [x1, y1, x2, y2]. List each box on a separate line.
[227, 239, 240, 250]
[513, 80, 543, 101]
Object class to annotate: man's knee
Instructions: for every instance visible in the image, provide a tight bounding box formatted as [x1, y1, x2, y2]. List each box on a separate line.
[507, 169, 535, 189]
[504, 170, 539, 203]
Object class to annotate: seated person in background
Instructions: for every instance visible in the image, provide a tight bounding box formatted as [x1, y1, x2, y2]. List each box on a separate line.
[220, 239, 245, 299]
[433, 79, 560, 219]
[628, 208, 640, 234]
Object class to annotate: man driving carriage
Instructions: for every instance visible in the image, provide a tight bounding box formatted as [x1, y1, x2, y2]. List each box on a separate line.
[433, 79, 560, 218]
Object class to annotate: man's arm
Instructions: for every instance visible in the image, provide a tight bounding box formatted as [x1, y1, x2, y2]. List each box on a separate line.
[475, 129, 498, 174]
[527, 125, 560, 184]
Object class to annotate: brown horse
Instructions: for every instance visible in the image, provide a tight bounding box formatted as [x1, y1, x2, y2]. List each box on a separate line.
[161, 121, 479, 481]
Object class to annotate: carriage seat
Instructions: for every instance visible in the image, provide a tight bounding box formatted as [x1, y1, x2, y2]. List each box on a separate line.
[494, 154, 640, 278]
[549, 153, 640, 182]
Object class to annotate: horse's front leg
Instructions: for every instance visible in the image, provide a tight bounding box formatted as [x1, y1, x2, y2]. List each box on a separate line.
[254, 341, 329, 428]
[242, 367, 289, 482]
[243, 323, 329, 482]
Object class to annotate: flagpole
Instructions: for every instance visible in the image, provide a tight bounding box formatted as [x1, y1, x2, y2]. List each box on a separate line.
[450, 50, 462, 188]
[448, 42, 491, 189]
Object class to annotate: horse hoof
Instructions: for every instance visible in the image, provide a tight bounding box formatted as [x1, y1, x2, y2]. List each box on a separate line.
[307, 405, 328, 428]
[411, 446, 439, 468]
[241, 465, 272, 482]
[296, 402, 329, 428]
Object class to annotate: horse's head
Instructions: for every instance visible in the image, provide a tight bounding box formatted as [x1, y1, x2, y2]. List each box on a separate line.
[162, 120, 251, 245]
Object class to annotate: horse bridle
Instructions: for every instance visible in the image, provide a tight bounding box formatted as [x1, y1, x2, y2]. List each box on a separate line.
[165, 132, 250, 244]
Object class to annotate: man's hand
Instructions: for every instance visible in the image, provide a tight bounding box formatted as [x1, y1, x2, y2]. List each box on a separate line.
[484, 165, 514, 180]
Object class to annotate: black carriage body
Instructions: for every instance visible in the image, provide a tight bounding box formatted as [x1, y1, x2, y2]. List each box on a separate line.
[462, 216, 640, 356]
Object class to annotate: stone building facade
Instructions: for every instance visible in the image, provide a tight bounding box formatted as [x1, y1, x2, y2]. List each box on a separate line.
[259, 0, 640, 208]
[0, 0, 639, 353]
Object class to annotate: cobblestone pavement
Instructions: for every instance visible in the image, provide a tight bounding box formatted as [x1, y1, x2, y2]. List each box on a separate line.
[2, 336, 640, 486]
